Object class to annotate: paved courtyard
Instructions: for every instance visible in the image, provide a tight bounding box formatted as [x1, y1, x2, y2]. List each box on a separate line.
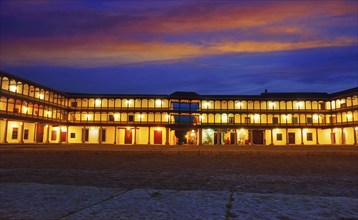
[1, 144, 357, 219]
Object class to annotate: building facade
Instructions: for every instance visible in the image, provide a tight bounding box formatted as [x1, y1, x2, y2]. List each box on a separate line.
[1, 71, 357, 146]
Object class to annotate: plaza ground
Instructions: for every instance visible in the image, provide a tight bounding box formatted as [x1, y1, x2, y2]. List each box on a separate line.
[1, 144, 357, 219]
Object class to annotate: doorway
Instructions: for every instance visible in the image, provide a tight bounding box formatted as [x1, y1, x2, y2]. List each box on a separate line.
[253, 130, 264, 144]
[230, 133, 236, 144]
[36, 124, 44, 143]
[288, 133, 295, 144]
[125, 129, 132, 144]
[154, 130, 162, 144]
[60, 131, 67, 142]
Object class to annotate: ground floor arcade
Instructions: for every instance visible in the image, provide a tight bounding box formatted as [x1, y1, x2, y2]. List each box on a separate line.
[1, 119, 357, 145]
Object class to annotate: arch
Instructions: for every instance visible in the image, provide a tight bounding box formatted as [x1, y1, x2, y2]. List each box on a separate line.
[23, 84, 29, 96]
[16, 81, 23, 94]
[1, 77, 9, 90]
[7, 98, 15, 112]
[0, 96, 7, 111]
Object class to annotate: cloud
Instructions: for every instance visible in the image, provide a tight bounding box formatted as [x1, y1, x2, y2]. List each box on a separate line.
[2, 37, 357, 67]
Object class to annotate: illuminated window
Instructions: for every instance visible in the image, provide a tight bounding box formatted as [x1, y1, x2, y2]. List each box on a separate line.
[12, 127, 18, 139]
[307, 133, 313, 141]
[293, 117, 298, 124]
[307, 117, 312, 124]
[276, 133, 282, 141]
[9, 85, 17, 92]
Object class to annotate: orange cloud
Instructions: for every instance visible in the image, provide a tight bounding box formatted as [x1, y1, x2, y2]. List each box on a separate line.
[139, 1, 357, 34]
[2, 37, 357, 67]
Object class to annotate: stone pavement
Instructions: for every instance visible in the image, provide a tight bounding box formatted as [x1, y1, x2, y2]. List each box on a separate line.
[1, 183, 357, 220]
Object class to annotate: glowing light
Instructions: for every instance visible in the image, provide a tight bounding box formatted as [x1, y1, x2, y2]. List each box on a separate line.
[355, 127, 358, 131]
[165, 114, 170, 119]
[138, 114, 144, 119]
[202, 102, 209, 109]
[155, 99, 162, 107]
[222, 114, 227, 121]
[269, 102, 275, 108]
[313, 114, 319, 120]
[86, 114, 92, 120]
[253, 114, 260, 122]
[90, 127, 94, 130]
[156, 127, 161, 131]
[9, 85, 17, 92]
[20, 122, 23, 125]
[199, 115, 204, 120]
[114, 114, 119, 119]
[39, 94, 44, 99]
[61, 126, 67, 132]
[334, 128, 339, 132]
[236, 101, 242, 108]
[53, 127, 59, 131]
[125, 100, 132, 106]
[346, 113, 352, 120]
[95, 99, 102, 106]
[296, 101, 304, 108]
[22, 107, 28, 114]
[46, 111, 51, 117]
[45, 125, 48, 128]
[126, 127, 131, 130]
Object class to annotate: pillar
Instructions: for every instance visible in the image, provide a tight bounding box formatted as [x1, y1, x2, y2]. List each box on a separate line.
[301, 128, 304, 145]
[3, 119, 8, 143]
[82, 126, 85, 144]
[286, 128, 289, 145]
[20, 122, 25, 144]
[114, 127, 117, 144]
[249, 129, 253, 144]
[46, 125, 50, 143]
[165, 128, 170, 145]
[270, 129, 274, 146]
[99, 127, 102, 144]
[316, 128, 319, 145]
[217, 131, 220, 145]
[66, 125, 69, 144]
[134, 127, 137, 145]
[198, 128, 202, 145]
[354, 128, 357, 145]
[148, 127, 151, 145]
[34, 122, 38, 143]
[341, 128, 345, 144]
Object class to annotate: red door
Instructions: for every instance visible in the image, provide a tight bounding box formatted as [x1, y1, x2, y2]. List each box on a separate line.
[60, 131, 67, 142]
[36, 124, 44, 143]
[154, 130, 162, 144]
[125, 129, 132, 144]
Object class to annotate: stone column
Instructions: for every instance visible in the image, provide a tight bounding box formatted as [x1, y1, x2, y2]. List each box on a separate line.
[198, 128, 202, 145]
[114, 127, 117, 144]
[316, 128, 319, 145]
[270, 129, 274, 146]
[148, 127, 151, 145]
[301, 129, 304, 145]
[165, 128, 170, 145]
[134, 127, 137, 145]
[3, 119, 8, 143]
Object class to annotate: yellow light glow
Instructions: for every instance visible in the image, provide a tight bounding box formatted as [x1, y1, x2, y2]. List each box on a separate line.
[334, 128, 339, 132]
[222, 114, 227, 121]
[90, 127, 94, 130]
[236, 102, 242, 108]
[240, 128, 244, 132]
[313, 114, 319, 120]
[165, 114, 170, 119]
[125, 100, 133, 106]
[53, 127, 59, 131]
[45, 125, 48, 128]
[253, 114, 260, 121]
[156, 127, 161, 131]
[190, 133, 195, 137]
[155, 99, 162, 106]
[9, 85, 17, 92]
[126, 127, 131, 130]
[86, 114, 92, 120]
[355, 127, 358, 131]
[22, 107, 28, 114]
[46, 111, 51, 117]
[191, 130, 195, 133]
[199, 115, 204, 120]
[20, 122, 23, 125]
[346, 114, 352, 120]
[202, 102, 209, 108]
[296, 101, 304, 108]
[114, 114, 119, 119]
[138, 114, 144, 119]
[95, 99, 102, 106]
[39, 94, 44, 99]
[269, 102, 275, 108]
[61, 126, 67, 132]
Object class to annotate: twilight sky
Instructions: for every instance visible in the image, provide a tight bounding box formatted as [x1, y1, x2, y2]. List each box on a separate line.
[0, 0, 357, 95]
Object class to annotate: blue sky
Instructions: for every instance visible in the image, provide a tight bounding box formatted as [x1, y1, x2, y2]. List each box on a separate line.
[1, 0, 357, 94]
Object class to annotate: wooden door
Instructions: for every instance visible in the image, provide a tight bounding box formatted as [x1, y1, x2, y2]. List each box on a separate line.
[125, 129, 132, 144]
[60, 131, 67, 142]
[331, 132, 336, 144]
[288, 133, 295, 144]
[253, 130, 264, 144]
[230, 133, 236, 144]
[154, 130, 162, 145]
[36, 124, 44, 143]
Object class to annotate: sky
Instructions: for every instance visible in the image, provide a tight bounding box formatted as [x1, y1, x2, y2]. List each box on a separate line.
[0, 0, 357, 95]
